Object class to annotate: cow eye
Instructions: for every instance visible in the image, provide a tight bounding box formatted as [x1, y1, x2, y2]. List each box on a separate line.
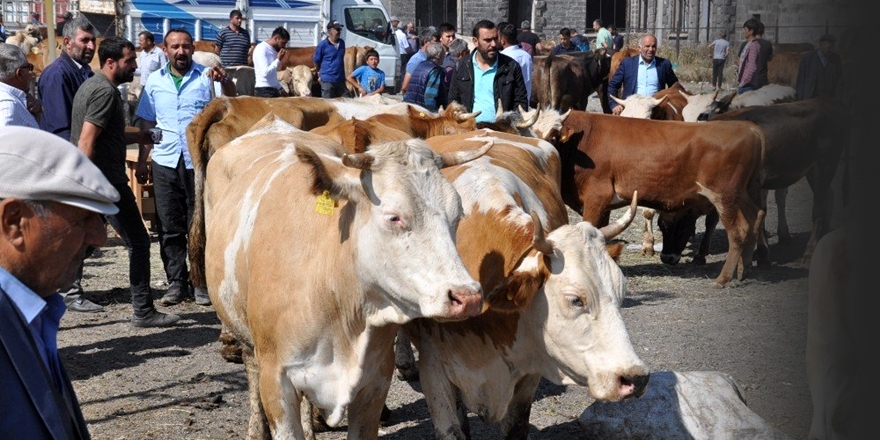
[565, 295, 584, 308]
[385, 213, 405, 229]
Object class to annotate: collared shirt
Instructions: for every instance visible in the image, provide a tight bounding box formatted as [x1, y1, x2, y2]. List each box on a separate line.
[253, 41, 282, 89]
[0, 81, 39, 128]
[501, 45, 533, 102]
[216, 26, 251, 67]
[36, 51, 93, 141]
[405, 50, 427, 74]
[636, 56, 660, 96]
[136, 46, 168, 83]
[471, 52, 497, 123]
[0, 267, 67, 392]
[596, 28, 613, 50]
[313, 38, 346, 83]
[136, 62, 214, 169]
[394, 29, 409, 55]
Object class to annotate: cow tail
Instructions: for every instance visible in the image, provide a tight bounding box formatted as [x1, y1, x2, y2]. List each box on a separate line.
[187, 97, 229, 291]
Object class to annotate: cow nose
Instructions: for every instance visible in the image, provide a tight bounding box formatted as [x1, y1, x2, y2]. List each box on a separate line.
[619, 372, 650, 399]
[697, 113, 710, 121]
[660, 253, 681, 265]
[446, 284, 484, 319]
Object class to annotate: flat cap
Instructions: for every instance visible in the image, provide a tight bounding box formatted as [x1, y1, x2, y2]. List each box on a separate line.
[0, 126, 119, 215]
[390, 16, 399, 22]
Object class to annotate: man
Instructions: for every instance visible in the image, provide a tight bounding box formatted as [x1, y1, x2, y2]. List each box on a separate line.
[498, 21, 533, 103]
[707, 30, 730, 91]
[795, 33, 843, 101]
[570, 28, 590, 52]
[216, 9, 251, 67]
[551, 28, 579, 54]
[606, 33, 678, 115]
[448, 19, 528, 123]
[399, 28, 436, 95]
[0, 126, 119, 440]
[70, 37, 181, 328]
[36, 16, 102, 312]
[610, 24, 624, 54]
[253, 26, 289, 97]
[437, 22, 458, 87]
[135, 30, 167, 84]
[313, 20, 348, 98]
[403, 41, 446, 111]
[516, 20, 541, 56]
[0, 43, 40, 128]
[593, 19, 612, 51]
[136, 28, 236, 306]
[391, 16, 410, 90]
[736, 18, 771, 95]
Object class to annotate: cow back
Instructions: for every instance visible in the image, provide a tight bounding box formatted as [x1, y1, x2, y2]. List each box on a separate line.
[767, 51, 804, 87]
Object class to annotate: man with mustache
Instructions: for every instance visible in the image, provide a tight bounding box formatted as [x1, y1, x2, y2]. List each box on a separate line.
[136, 28, 236, 308]
[447, 19, 527, 123]
[70, 37, 181, 328]
[36, 16, 103, 313]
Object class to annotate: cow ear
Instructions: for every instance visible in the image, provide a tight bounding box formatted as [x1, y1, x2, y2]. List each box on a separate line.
[295, 145, 364, 203]
[485, 256, 548, 313]
[605, 241, 625, 261]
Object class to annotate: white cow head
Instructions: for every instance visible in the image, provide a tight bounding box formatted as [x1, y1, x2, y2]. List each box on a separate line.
[295, 138, 493, 322]
[280, 65, 315, 97]
[612, 94, 668, 119]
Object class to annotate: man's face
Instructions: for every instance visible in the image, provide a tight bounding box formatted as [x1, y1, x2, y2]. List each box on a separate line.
[594, 21, 600, 31]
[819, 41, 833, 56]
[391, 20, 399, 29]
[440, 31, 455, 48]
[66, 29, 96, 65]
[138, 35, 153, 51]
[742, 26, 754, 39]
[272, 37, 288, 51]
[164, 32, 194, 73]
[640, 36, 657, 62]
[559, 34, 571, 46]
[474, 27, 499, 62]
[230, 14, 243, 29]
[17, 201, 107, 296]
[112, 47, 138, 84]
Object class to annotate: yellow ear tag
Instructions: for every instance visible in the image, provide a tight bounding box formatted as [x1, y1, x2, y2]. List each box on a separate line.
[315, 190, 337, 215]
[507, 293, 514, 300]
[419, 112, 426, 118]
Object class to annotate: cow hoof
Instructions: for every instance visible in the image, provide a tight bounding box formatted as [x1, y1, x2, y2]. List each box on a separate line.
[218, 333, 244, 364]
[396, 365, 419, 382]
[311, 405, 332, 433]
[642, 248, 655, 257]
[692, 255, 706, 266]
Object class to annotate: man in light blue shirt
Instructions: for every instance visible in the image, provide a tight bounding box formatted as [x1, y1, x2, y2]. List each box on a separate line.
[136, 28, 235, 306]
[400, 28, 437, 95]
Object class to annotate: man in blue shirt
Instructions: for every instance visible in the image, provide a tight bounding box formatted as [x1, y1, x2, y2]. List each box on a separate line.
[136, 28, 236, 306]
[313, 20, 348, 98]
[399, 28, 438, 96]
[403, 42, 446, 111]
[606, 33, 678, 115]
[0, 126, 120, 440]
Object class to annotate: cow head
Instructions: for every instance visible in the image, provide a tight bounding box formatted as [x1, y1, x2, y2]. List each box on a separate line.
[612, 94, 669, 119]
[280, 65, 315, 97]
[295, 139, 493, 322]
[489, 197, 649, 401]
[656, 208, 702, 265]
[683, 91, 736, 122]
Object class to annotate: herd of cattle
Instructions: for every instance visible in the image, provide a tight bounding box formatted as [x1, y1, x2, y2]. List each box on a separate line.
[8, 26, 852, 437]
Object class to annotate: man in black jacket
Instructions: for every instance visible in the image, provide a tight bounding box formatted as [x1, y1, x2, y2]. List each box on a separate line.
[448, 19, 528, 123]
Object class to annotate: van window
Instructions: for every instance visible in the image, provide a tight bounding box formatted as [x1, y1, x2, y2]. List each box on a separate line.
[344, 8, 393, 45]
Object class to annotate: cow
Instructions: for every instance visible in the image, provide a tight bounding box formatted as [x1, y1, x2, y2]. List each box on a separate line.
[768, 51, 804, 87]
[365, 105, 479, 139]
[277, 45, 371, 95]
[680, 84, 797, 122]
[279, 65, 316, 96]
[195, 118, 490, 439]
[596, 47, 641, 114]
[225, 65, 256, 96]
[657, 98, 850, 269]
[557, 111, 766, 287]
[193, 40, 217, 53]
[308, 117, 411, 152]
[192, 50, 222, 68]
[530, 50, 611, 112]
[4, 24, 41, 54]
[401, 130, 649, 439]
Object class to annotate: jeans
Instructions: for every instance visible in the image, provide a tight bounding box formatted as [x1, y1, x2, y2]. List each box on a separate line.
[712, 59, 726, 88]
[321, 81, 349, 98]
[106, 183, 154, 318]
[152, 156, 194, 287]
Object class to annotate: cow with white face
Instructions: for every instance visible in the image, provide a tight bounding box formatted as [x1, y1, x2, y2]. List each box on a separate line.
[405, 130, 650, 439]
[197, 121, 489, 439]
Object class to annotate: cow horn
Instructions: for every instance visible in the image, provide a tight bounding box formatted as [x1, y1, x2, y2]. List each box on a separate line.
[530, 211, 554, 255]
[610, 95, 626, 106]
[711, 90, 720, 100]
[342, 152, 375, 170]
[457, 110, 482, 122]
[559, 108, 572, 122]
[439, 141, 493, 167]
[600, 191, 638, 240]
[515, 106, 540, 128]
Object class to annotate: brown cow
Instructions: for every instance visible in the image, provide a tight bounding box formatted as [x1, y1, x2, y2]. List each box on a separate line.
[530, 50, 610, 112]
[557, 111, 766, 286]
[768, 51, 804, 87]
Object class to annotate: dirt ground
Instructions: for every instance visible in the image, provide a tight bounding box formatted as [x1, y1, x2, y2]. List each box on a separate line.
[57, 91, 856, 440]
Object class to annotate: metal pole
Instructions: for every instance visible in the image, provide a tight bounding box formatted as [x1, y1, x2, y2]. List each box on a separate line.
[45, 0, 56, 63]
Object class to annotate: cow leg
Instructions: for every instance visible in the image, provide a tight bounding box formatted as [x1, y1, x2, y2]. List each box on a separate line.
[346, 383, 392, 440]
[693, 209, 720, 265]
[242, 348, 272, 440]
[702, 187, 763, 287]
[418, 343, 468, 439]
[394, 329, 419, 381]
[775, 188, 791, 244]
[499, 374, 541, 440]
[258, 355, 305, 440]
[753, 189, 772, 269]
[641, 208, 656, 256]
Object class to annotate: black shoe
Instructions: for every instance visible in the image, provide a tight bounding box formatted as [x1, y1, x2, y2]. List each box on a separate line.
[194, 287, 212, 306]
[159, 281, 187, 306]
[65, 296, 104, 313]
[131, 310, 181, 328]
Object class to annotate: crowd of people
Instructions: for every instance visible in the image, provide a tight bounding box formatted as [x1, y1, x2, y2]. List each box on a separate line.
[0, 10, 847, 439]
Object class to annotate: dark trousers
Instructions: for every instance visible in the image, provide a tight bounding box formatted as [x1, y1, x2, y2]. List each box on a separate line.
[712, 59, 726, 88]
[106, 183, 154, 318]
[321, 81, 350, 98]
[254, 87, 282, 97]
[152, 156, 194, 286]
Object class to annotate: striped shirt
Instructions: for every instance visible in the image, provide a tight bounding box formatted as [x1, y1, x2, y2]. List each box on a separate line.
[0, 81, 38, 128]
[216, 26, 251, 67]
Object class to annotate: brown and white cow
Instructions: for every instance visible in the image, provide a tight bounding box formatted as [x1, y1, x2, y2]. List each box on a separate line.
[197, 120, 490, 439]
[402, 130, 649, 439]
[530, 50, 611, 112]
[279, 64, 316, 97]
[557, 111, 766, 287]
[657, 97, 850, 268]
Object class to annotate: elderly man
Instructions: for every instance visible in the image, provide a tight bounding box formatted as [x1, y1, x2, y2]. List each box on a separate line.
[606, 33, 678, 115]
[0, 126, 120, 440]
[0, 43, 40, 127]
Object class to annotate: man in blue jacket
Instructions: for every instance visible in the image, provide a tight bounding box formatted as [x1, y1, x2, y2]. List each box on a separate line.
[606, 33, 678, 115]
[313, 20, 349, 98]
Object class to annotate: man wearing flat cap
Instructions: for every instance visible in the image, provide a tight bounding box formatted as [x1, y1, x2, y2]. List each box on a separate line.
[795, 33, 843, 101]
[313, 20, 349, 98]
[0, 126, 120, 440]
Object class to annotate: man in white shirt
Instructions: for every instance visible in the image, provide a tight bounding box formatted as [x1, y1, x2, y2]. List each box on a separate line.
[498, 22, 533, 103]
[253, 27, 289, 97]
[390, 16, 409, 92]
[136, 31, 167, 84]
[0, 43, 40, 128]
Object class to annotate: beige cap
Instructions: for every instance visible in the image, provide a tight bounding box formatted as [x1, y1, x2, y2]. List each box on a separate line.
[0, 126, 120, 215]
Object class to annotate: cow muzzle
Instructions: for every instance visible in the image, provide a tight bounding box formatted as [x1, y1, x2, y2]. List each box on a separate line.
[660, 252, 681, 265]
[619, 372, 650, 399]
[443, 283, 484, 321]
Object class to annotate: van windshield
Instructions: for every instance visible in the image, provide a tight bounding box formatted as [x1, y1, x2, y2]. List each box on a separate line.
[344, 8, 393, 45]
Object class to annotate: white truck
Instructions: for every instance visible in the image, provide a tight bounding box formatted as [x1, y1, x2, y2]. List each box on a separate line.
[78, 0, 400, 88]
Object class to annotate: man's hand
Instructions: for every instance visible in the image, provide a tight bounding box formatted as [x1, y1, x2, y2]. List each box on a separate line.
[135, 160, 151, 185]
[207, 65, 227, 82]
[612, 105, 624, 115]
[277, 48, 286, 60]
